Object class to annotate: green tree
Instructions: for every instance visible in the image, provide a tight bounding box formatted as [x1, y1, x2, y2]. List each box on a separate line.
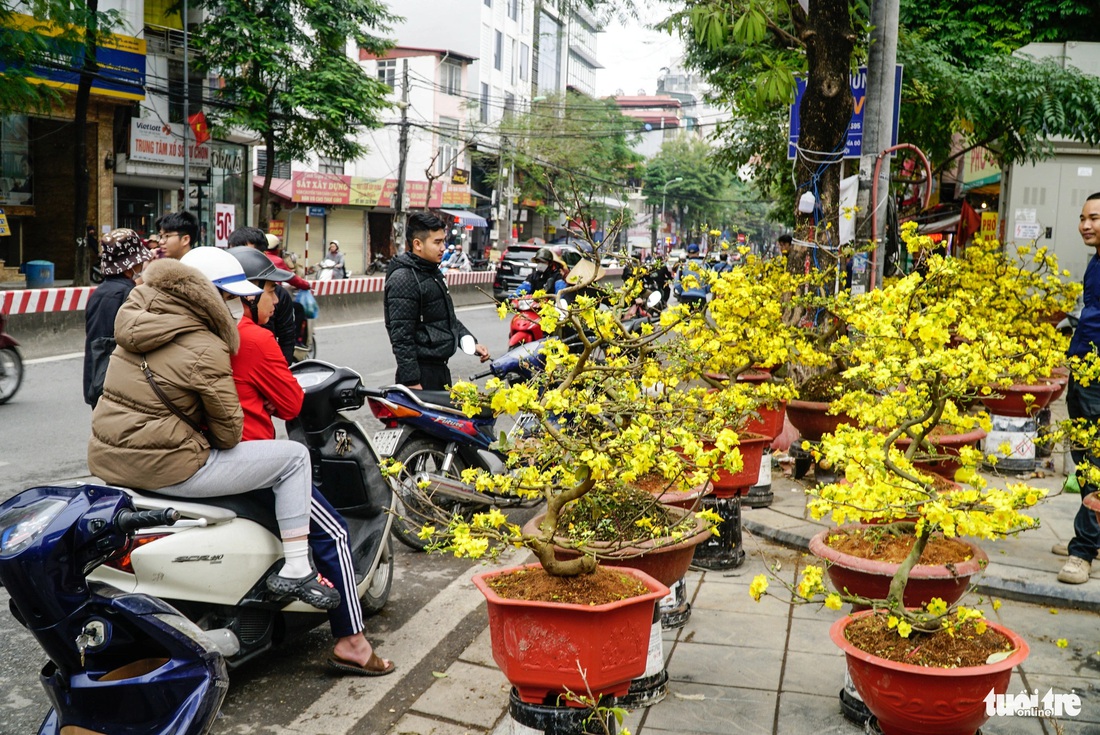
[643, 136, 730, 242]
[193, 0, 395, 228]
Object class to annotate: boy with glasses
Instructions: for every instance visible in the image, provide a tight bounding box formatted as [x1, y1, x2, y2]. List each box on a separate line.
[153, 211, 199, 260]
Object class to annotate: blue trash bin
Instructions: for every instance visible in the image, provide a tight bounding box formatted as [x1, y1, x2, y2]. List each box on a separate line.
[24, 260, 55, 289]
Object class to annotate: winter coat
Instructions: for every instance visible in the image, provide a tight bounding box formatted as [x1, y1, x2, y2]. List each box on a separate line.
[383, 251, 475, 385]
[87, 258, 243, 490]
[233, 315, 303, 441]
[83, 275, 137, 407]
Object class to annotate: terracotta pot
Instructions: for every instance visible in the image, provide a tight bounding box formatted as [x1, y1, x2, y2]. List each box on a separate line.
[735, 370, 772, 385]
[740, 401, 787, 441]
[809, 525, 989, 608]
[979, 382, 1059, 417]
[895, 427, 987, 480]
[1041, 366, 1071, 403]
[831, 610, 1029, 735]
[650, 481, 711, 511]
[472, 563, 668, 705]
[521, 507, 711, 588]
[786, 399, 854, 442]
[705, 433, 770, 498]
[1084, 491, 1100, 526]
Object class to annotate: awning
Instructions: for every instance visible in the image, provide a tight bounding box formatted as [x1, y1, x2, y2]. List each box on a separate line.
[918, 213, 961, 234]
[438, 208, 488, 227]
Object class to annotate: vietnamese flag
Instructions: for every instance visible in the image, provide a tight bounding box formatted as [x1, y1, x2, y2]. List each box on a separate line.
[188, 111, 211, 145]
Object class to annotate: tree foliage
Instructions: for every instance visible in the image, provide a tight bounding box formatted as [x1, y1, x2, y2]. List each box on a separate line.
[643, 136, 729, 239]
[193, 0, 395, 226]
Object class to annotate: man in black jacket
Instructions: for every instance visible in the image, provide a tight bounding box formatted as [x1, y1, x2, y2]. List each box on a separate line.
[384, 213, 489, 390]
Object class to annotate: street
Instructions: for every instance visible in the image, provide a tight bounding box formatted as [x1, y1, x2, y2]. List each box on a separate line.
[0, 303, 521, 735]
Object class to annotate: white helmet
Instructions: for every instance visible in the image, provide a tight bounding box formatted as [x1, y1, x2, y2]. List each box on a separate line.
[181, 247, 263, 297]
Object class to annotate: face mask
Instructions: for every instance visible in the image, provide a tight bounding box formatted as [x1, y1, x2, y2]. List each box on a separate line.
[536, 262, 549, 273]
[226, 298, 244, 321]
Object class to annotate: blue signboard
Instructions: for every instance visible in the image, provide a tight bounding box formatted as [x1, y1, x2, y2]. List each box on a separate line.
[788, 65, 903, 160]
[307, 206, 327, 217]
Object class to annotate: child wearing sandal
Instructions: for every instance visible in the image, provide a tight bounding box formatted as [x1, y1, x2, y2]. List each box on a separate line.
[226, 245, 394, 676]
[88, 248, 338, 611]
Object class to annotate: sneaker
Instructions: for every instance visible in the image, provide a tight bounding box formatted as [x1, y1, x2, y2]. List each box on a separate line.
[1057, 556, 1091, 585]
[1052, 541, 1070, 557]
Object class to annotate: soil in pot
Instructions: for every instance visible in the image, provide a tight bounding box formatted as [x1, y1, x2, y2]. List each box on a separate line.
[556, 485, 698, 543]
[824, 527, 975, 566]
[843, 612, 1014, 668]
[800, 373, 848, 402]
[483, 565, 651, 605]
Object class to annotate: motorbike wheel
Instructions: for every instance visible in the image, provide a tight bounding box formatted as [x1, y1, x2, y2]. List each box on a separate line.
[360, 536, 393, 616]
[0, 348, 23, 404]
[390, 438, 470, 552]
[90, 266, 104, 284]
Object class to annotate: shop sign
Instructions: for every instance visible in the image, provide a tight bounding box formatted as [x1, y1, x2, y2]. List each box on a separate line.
[788, 65, 903, 159]
[981, 211, 999, 239]
[292, 172, 349, 205]
[0, 209, 9, 237]
[307, 206, 327, 217]
[959, 147, 1001, 193]
[292, 172, 448, 208]
[268, 220, 286, 238]
[129, 119, 210, 167]
[214, 203, 235, 248]
[451, 168, 469, 185]
[442, 184, 471, 207]
[210, 147, 244, 174]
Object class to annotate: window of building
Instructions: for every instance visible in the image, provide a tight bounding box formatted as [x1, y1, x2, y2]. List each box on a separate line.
[441, 61, 462, 96]
[167, 58, 203, 123]
[377, 59, 396, 87]
[494, 30, 502, 70]
[256, 149, 291, 179]
[519, 42, 529, 82]
[537, 12, 561, 94]
[317, 156, 343, 175]
[511, 39, 519, 85]
[480, 83, 490, 124]
[503, 92, 515, 120]
[508, 0, 518, 21]
[484, 0, 490, 5]
[437, 117, 461, 175]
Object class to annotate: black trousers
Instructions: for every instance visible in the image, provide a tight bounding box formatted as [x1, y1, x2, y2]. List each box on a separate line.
[411, 362, 451, 391]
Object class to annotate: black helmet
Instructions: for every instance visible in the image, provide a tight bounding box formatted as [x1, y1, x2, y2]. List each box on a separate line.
[533, 247, 554, 264]
[228, 246, 293, 282]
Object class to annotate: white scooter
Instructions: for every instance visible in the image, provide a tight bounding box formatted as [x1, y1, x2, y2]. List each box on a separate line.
[89, 361, 396, 668]
[315, 258, 340, 281]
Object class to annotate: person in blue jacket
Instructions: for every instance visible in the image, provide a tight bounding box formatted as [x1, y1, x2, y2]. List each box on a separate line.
[83, 228, 153, 407]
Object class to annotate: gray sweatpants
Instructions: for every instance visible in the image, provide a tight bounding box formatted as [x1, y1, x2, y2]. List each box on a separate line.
[156, 440, 312, 539]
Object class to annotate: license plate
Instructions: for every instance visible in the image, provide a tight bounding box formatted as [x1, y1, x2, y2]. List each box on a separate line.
[372, 429, 402, 457]
[520, 266, 533, 276]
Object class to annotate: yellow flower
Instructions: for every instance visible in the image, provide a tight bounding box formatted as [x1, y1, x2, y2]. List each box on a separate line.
[417, 525, 436, 540]
[992, 599, 1002, 611]
[749, 574, 768, 602]
[926, 597, 948, 616]
[896, 620, 913, 638]
[824, 594, 843, 611]
[1056, 638, 1069, 649]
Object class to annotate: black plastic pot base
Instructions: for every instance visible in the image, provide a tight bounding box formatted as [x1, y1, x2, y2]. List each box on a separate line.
[840, 688, 872, 726]
[659, 579, 692, 629]
[691, 494, 745, 570]
[615, 669, 668, 709]
[743, 485, 774, 509]
[660, 603, 691, 629]
[863, 716, 980, 735]
[508, 688, 617, 734]
[690, 550, 746, 570]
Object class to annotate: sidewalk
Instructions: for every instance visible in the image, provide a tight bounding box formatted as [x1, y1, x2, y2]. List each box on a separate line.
[392, 461, 1100, 735]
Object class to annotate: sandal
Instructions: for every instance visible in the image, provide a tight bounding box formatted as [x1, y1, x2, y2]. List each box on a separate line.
[267, 571, 341, 610]
[328, 651, 395, 677]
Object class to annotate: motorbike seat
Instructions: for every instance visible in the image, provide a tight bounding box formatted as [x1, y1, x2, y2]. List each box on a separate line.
[128, 487, 281, 537]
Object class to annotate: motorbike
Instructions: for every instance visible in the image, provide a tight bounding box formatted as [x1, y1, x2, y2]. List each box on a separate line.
[366, 253, 389, 276]
[291, 288, 318, 363]
[0, 486, 232, 734]
[314, 258, 340, 281]
[0, 311, 23, 404]
[507, 295, 545, 347]
[365, 339, 545, 551]
[88, 360, 396, 668]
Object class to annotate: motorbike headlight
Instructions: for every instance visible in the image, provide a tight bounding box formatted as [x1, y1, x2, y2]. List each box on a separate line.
[0, 499, 68, 556]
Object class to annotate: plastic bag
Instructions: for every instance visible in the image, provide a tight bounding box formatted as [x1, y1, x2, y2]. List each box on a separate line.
[295, 289, 319, 319]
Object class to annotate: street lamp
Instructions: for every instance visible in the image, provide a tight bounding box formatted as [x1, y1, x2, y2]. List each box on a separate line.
[661, 177, 684, 250]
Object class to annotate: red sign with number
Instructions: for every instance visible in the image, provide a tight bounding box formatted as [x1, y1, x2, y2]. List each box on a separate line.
[215, 203, 235, 248]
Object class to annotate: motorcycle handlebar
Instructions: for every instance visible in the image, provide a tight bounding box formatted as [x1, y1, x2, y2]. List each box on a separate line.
[117, 508, 180, 532]
[470, 368, 494, 380]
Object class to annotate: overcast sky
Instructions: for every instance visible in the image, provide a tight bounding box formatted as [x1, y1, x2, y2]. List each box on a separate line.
[594, 8, 684, 98]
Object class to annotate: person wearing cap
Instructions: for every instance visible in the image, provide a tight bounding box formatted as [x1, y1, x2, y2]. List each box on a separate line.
[326, 240, 346, 279]
[263, 233, 312, 289]
[230, 227, 298, 363]
[224, 245, 395, 676]
[82, 228, 154, 407]
[88, 248, 341, 612]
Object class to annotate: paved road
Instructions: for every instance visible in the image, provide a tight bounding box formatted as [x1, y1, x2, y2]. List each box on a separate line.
[0, 303, 523, 734]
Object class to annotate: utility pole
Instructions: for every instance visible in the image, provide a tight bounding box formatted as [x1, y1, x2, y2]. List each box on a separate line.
[394, 59, 410, 253]
[853, 0, 900, 293]
[182, 0, 190, 215]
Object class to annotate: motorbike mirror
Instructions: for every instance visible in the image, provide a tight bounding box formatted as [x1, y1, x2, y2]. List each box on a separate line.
[646, 291, 663, 308]
[459, 335, 477, 355]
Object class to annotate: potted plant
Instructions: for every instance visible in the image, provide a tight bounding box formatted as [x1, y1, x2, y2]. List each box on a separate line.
[750, 227, 1076, 734]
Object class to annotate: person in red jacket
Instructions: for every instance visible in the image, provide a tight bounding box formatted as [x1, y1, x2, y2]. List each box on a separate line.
[228, 246, 395, 676]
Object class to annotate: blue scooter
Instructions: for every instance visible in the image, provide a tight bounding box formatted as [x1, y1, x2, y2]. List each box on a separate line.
[0, 484, 231, 734]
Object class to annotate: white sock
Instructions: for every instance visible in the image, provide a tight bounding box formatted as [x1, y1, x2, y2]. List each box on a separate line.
[280, 540, 312, 579]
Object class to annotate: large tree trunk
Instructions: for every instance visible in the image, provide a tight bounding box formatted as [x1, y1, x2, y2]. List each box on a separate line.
[71, 0, 99, 287]
[789, 0, 854, 278]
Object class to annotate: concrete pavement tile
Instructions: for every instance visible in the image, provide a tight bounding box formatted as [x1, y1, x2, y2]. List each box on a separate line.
[773, 692, 861, 733]
[1008, 674, 1100, 724]
[779, 650, 846, 697]
[639, 682, 776, 734]
[691, 572, 794, 617]
[410, 660, 510, 730]
[458, 627, 496, 668]
[786, 616, 840, 654]
[388, 712, 493, 734]
[667, 640, 783, 691]
[674, 608, 789, 649]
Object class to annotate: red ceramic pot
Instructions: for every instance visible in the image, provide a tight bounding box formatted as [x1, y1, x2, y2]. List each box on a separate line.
[979, 382, 1059, 417]
[521, 508, 712, 588]
[472, 564, 668, 705]
[895, 427, 987, 480]
[651, 482, 712, 511]
[1084, 491, 1100, 526]
[740, 402, 787, 441]
[809, 525, 989, 608]
[786, 399, 854, 442]
[831, 610, 1029, 735]
[735, 370, 772, 385]
[1041, 366, 1071, 403]
[706, 433, 770, 498]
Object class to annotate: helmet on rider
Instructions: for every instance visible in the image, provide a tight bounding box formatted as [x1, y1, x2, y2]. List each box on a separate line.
[181, 247, 263, 297]
[264, 233, 282, 251]
[533, 246, 566, 271]
[686, 243, 700, 255]
[228, 246, 293, 284]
